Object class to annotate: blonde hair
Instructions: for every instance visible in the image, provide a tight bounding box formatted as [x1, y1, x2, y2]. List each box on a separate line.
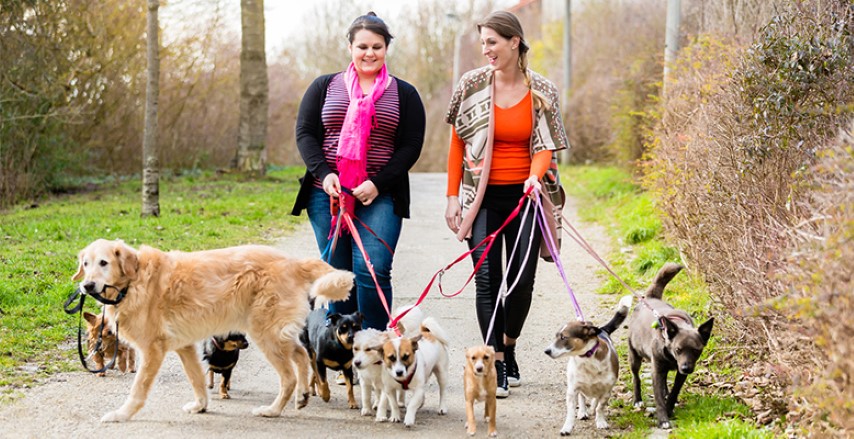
[477, 11, 550, 110]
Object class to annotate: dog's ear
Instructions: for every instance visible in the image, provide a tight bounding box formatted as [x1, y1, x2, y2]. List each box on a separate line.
[409, 334, 422, 349]
[353, 311, 364, 325]
[698, 318, 714, 344]
[72, 251, 85, 281]
[326, 312, 341, 326]
[583, 324, 598, 338]
[661, 317, 679, 340]
[115, 242, 138, 280]
[83, 311, 99, 327]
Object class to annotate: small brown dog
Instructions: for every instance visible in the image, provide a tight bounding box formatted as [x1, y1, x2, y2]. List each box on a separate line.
[464, 345, 497, 437]
[83, 311, 136, 377]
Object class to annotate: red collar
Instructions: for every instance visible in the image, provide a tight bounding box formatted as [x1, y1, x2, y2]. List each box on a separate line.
[395, 363, 417, 390]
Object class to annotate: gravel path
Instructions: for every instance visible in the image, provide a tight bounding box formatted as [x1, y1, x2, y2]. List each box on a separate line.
[0, 173, 627, 438]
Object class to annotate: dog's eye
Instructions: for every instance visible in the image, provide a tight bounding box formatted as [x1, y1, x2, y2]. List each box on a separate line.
[401, 353, 409, 361]
[484, 355, 490, 361]
[389, 355, 396, 362]
[99, 260, 108, 267]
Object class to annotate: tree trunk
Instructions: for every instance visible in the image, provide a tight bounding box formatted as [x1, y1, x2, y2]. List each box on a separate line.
[235, 0, 269, 175]
[142, 0, 160, 217]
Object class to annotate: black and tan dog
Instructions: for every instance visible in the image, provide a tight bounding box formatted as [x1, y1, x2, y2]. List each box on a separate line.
[300, 308, 363, 409]
[627, 263, 714, 429]
[203, 332, 249, 399]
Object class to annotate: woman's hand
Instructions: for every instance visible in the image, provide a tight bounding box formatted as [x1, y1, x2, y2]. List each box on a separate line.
[323, 174, 341, 198]
[445, 196, 462, 233]
[352, 180, 379, 206]
[523, 175, 542, 195]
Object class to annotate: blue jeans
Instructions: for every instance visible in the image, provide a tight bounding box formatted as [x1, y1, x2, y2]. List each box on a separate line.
[306, 187, 401, 330]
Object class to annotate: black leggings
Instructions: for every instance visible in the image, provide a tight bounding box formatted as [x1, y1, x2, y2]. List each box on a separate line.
[467, 184, 541, 353]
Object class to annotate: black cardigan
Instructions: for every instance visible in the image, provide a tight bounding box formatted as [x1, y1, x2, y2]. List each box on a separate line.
[290, 73, 425, 219]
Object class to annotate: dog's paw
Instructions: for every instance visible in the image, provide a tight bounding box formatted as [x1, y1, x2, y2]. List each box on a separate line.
[361, 407, 374, 416]
[296, 392, 309, 410]
[100, 410, 131, 423]
[219, 393, 230, 400]
[252, 405, 282, 418]
[488, 429, 498, 437]
[438, 406, 448, 416]
[658, 420, 672, 430]
[577, 411, 589, 420]
[390, 415, 402, 423]
[404, 417, 415, 428]
[182, 400, 207, 414]
[559, 422, 575, 436]
[596, 419, 609, 429]
[466, 424, 476, 436]
[633, 401, 645, 411]
[375, 414, 388, 423]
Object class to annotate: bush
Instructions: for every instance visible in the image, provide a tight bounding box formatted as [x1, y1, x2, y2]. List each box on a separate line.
[644, 1, 853, 433]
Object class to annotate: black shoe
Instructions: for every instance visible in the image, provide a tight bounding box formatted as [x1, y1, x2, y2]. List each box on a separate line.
[505, 344, 521, 387]
[495, 360, 509, 398]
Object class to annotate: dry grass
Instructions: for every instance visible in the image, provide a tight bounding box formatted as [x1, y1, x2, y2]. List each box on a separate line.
[644, 1, 853, 434]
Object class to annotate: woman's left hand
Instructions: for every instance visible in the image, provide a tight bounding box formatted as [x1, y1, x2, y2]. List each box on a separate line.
[352, 180, 379, 206]
[523, 175, 541, 195]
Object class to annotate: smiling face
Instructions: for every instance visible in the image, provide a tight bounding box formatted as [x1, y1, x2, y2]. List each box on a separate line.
[480, 26, 519, 73]
[349, 29, 387, 79]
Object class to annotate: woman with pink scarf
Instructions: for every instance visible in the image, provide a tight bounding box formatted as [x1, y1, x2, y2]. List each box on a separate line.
[292, 12, 425, 332]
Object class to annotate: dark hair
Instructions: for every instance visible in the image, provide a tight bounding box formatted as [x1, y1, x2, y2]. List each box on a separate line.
[347, 11, 394, 46]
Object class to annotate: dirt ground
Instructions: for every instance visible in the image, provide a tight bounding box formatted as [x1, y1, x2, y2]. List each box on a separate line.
[0, 173, 640, 438]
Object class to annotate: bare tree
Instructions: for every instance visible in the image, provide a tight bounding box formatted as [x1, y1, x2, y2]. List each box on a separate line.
[142, 0, 161, 217]
[235, 0, 268, 175]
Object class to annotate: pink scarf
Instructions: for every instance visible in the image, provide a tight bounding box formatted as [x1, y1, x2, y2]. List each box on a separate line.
[335, 62, 388, 232]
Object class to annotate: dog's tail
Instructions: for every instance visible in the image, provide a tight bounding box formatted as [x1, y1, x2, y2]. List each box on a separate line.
[600, 295, 633, 335]
[419, 317, 449, 346]
[645, 263, 684, 300]
[302, 258, 354, 304]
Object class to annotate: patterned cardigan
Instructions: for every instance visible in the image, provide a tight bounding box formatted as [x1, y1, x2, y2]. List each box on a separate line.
[445, 66, 569, 255]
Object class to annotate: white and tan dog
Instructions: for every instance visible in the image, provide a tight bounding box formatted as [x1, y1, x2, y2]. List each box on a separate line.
[544, 296, 632, 435]
[376, 316, 449, 427]
[352, 305, 424, 416]
[73, 239, 353, 422]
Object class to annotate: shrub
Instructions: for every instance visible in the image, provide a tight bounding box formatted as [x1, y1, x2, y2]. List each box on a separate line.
[645, 1, 852, 433]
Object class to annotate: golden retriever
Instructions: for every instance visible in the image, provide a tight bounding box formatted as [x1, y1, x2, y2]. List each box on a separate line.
[72, 239, 353, 422]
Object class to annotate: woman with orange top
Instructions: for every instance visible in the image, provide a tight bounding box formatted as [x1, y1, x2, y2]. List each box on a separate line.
[444, 10, 568, 398]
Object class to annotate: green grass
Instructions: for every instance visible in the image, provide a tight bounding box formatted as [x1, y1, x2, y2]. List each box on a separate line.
[561, 165, 768, 438]
[0, 167, 306, 396]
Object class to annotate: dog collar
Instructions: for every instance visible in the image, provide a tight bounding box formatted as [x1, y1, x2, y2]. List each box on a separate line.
[582, 340, 600, 358]
[395, 363, 417, 390]
[211, 337, 223, 350]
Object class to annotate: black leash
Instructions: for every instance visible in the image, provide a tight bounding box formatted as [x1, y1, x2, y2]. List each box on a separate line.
[63, 285, 128, 374]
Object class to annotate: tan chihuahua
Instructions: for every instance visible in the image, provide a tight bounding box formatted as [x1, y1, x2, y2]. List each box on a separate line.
[464, 345, 497, 437]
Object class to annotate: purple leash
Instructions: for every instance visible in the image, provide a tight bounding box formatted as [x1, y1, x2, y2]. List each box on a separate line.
[534, 190, 585, 321]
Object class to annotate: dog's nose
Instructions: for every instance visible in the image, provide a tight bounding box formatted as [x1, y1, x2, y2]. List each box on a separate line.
[354, 360, 362, 367]
[679, 364, 695, 374]
[475, 365, 483, 373]
[83, 282, 96, 293]
[395, 369, 404, 377]
[544, 348, 552, 356]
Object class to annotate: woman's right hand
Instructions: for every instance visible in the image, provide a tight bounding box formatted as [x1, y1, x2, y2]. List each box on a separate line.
[445, 196, 462, 233]
[322, 173, 341, 198]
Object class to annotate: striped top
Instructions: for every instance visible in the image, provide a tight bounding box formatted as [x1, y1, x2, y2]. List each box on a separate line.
[315, 73, 400, 189]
